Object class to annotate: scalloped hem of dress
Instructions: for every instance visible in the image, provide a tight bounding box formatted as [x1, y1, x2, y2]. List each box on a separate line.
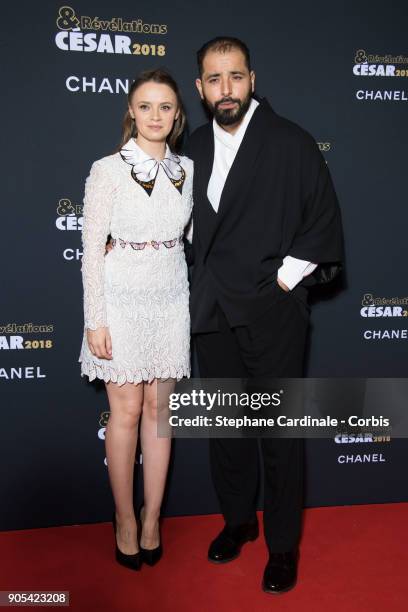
[79, 359, 190, 386]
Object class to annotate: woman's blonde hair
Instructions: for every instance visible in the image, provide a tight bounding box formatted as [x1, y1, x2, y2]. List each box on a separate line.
[117, 68, 186, 153]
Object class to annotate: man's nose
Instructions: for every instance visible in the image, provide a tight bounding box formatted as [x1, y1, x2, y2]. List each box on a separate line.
[220, 76, 232, 97]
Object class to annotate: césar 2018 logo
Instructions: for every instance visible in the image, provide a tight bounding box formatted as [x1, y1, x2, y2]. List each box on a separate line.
[55, 6, 167, 56]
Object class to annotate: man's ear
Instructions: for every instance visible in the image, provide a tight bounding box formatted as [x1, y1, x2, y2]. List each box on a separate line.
[195, 78, 204, 100]
[250, 70, 255, 93]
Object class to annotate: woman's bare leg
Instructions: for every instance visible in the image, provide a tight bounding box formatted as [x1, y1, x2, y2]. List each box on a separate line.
[139, 378, 174, 549]
[105, 381, 144, 554]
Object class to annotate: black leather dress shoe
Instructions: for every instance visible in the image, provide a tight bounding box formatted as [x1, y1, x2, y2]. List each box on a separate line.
[262, 549, 298, 594]
[208, 520, 259, 563]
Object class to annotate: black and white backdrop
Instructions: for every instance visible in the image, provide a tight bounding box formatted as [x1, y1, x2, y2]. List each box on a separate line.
[1, 0, 407, 530]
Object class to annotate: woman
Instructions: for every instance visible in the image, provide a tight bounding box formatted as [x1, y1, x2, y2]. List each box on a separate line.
[78, 69, 193, 570]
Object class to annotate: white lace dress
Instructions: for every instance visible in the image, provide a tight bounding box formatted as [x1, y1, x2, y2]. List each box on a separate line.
[78, 139, 193, 385]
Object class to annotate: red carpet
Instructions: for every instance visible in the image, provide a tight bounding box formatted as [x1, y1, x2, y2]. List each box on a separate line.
[1, 504, 407, 612]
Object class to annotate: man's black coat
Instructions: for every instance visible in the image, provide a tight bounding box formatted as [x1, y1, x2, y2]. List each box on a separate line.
[185, 98, 344, 333]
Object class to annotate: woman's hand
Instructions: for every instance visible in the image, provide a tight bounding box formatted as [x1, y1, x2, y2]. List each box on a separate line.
[105, 238, 114, 255]
[87, 327, 113, 359]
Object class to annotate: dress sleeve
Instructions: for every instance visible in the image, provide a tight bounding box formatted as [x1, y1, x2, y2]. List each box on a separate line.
[81, 160, 115, 330]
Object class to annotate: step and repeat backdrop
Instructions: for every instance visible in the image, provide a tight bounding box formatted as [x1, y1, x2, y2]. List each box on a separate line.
[1, 0, 407, 529]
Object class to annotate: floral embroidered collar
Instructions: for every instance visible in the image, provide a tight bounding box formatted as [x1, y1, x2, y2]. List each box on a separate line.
[120, 138, 185, 196]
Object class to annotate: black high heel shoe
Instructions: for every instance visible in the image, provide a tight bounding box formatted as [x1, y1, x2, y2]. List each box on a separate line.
[112, 512, 142, 571]
[139, 506, 163, 566]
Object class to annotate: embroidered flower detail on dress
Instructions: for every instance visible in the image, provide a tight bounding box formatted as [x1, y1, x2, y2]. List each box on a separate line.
[112, 237, 183, 250]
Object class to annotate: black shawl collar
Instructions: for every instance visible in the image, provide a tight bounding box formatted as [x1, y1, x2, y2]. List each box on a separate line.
[195, 98, 277, 258]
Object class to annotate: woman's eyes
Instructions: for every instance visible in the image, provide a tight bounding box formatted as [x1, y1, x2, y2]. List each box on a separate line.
[138, 104, 172, 111]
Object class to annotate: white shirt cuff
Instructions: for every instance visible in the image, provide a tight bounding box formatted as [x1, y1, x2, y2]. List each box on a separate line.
[277, 256, 318, 290]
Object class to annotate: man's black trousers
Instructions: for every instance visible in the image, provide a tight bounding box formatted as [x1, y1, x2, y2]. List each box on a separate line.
[194, 288, 309, 553]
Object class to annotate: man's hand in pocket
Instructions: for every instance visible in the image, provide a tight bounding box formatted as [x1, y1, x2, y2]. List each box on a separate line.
[277, 277, 290, 292]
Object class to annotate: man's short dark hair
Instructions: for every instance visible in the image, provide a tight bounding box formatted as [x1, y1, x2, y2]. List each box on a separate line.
[197, 36, 251, 76]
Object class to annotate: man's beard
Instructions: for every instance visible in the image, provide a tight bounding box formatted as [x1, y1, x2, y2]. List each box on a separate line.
[204, 89, 253, 126]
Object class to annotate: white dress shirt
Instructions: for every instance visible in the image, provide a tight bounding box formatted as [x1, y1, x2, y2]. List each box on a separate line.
[189, 98, 318, 290]
[207, 98, 260, 211]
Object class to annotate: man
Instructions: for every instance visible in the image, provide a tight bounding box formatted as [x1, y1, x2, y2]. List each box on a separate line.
[185, 37, 343, 594]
